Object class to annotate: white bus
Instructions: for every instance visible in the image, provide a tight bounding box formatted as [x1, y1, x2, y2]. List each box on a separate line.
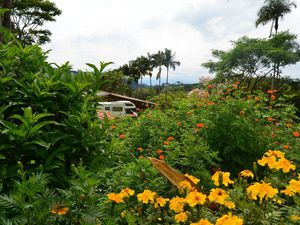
[97, 101, 138, 117]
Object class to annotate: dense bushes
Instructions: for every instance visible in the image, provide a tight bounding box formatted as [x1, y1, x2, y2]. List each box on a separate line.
[0, 40, 111, 191]
[1, 40, 300, 224]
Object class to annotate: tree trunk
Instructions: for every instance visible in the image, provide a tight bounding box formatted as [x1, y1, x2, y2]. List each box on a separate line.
[140, 76, 143, 95]
[150, 75, 152, 88]
[274, 17, 278, 35]
[165, 66, 169, 101]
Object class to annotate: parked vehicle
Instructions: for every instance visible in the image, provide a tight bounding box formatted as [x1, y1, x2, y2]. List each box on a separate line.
[97, 101, 138, 117]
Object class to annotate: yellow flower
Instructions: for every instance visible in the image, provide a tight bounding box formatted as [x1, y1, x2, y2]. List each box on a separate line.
[276, 158, 296, 173]
[120, 188, 135, 198]
[190, 219, 213, 225]
[291, 215, 300, 221]
[212, 171, 234, 187]
[223, 201, 236, 209]
[169, 197, 186, 213]
[258, 155, 277, 169]
[186, 191, 206, 207]
[215, 213, 243, 225]
[281, 178, 300, 196]
[258, 150, 296, 173]
[154, 196, 169, 208]
[208, 188, 229, 205]
[239, 170, 254, 179]
[185, 174, 200, 184]
[107, 193, 124, 203]
[246, 182, 278, 202]
[137, 190, 156, 204]
[265, 150, 285, 158]
[174, 212, 188, 223]
[179, 180, 194, 191]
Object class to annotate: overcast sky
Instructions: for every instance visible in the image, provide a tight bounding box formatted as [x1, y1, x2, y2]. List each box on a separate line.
[43, 0, 300, 84]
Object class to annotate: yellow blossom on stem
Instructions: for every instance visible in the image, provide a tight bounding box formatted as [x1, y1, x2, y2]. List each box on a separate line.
[212, 171, 234, 187]
[186, 191, 206, 207]
[215, 213, 243, 225]
[281, 178, 300, 196]
[190, 219, 213, 225]
[120, 188, 135, 198]
[246, 181, 278, 202]
[137, 190, 156, 204]
[107, 193, 124, 203]
[174, 212, 188, 223]
[239, 170, 254, 179]
[179, 180, 194, 191]
[185, 174, 200, 184]
[276, 158, 296, 173]
[154, 196, 169, 208]
[169, 197, 186, 213]
[223, 201, 236, 209]
[208, 188, 229, 205]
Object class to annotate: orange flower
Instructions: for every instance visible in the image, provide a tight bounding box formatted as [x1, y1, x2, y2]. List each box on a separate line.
[111, 125, 117, 129]
[212, 171, 234, 187]
[174, 212, 188, 223]
[177, 121, 182, 126]
[137, 190, 156, 204]
[107, 193, 124, 203]
[186, 111, 191, 115]
[119, 134, 125, 139]
[271, 95, 276, 100]
[283, 145, 289, 150]
[163, 141, 169, 145]
[159, 155, 165, 160]
[137, 147, 143, 151]
[267, 117, 275, 122]
[156, 149, 163, 155]
[293, 131, 299, 137]
[196, 123, 204, 128]
[234, 81, 239, 85]
[51, 205, 69, 215]
[207, 101, 215, 106]
[239, 170, 254, 179]
[207, 85, 214, 89]
[167, 136, 174, 141]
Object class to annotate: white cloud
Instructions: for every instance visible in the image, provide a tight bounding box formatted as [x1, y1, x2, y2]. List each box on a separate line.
[43, 0, 300, 84]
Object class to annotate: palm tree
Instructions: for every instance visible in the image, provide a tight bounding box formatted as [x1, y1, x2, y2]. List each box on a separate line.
[256, 0, 297, 37]
[163, 48, 180, 99]
[256, 0, 296, 89]
[149, 51, 165, 92]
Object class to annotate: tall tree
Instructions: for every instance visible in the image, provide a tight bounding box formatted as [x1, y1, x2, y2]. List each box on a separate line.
[163, 48, 180, 99]
[256, 0, 297, 37]
[202, 32, 300, 91]
[150, 50, 165, 92]
[10, 0, 61, 45]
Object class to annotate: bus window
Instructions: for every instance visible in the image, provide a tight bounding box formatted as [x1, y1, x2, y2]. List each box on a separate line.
[112, 107, 123, 112]
[105, 107, 110, 111]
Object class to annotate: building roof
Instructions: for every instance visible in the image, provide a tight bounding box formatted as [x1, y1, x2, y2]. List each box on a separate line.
[97, 91, 156, 109]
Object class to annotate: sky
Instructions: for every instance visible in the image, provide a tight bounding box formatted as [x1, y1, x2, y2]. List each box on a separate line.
[43, 0, 300, 84]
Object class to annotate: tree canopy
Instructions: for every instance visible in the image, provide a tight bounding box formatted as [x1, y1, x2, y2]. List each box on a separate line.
[202, 32, 300, 90]
[8, 0, 61, 45]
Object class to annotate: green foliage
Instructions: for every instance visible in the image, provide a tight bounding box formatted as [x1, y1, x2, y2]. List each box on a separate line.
[202, 32, 300, 90]
[10, 0, 62, 45]
[0, 39, 111, 190]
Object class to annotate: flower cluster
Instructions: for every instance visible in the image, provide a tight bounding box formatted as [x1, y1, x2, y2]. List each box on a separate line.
[212, 171, 234, 187]
[246, 181, 278, 202]
[107, 188, 135, 203]
[281, 173, 300, 196]
[257, 150, 296, 173]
